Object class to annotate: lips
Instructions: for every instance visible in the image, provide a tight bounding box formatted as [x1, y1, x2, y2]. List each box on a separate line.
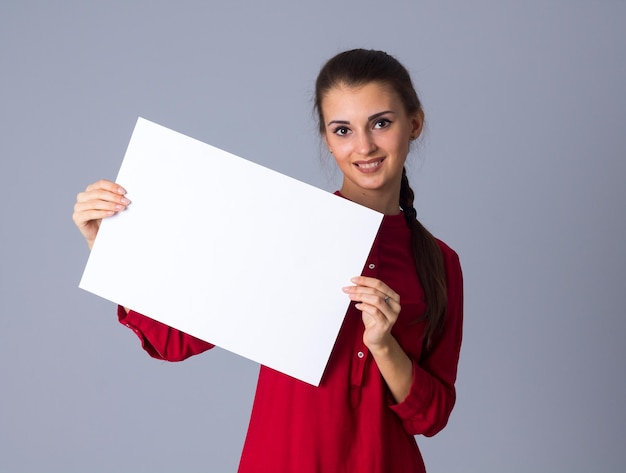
[354, 158, 385, 173]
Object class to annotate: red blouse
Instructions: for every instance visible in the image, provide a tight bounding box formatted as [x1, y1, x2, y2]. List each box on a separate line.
[118, 211, 463, 472]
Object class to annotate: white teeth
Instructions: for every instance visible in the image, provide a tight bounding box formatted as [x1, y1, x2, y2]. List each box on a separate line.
[359, 160, 382, 169]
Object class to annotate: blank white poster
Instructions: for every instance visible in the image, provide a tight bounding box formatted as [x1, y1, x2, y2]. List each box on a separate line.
[80, 117, 383, 386]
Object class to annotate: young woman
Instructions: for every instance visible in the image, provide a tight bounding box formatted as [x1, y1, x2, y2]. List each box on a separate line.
[73, 49, 463, 472]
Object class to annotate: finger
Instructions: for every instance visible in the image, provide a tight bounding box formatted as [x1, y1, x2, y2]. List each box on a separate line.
[353, 293, 398, 320]
[85, 179, 126, 195]
[343, 285, 400, 309]
[349, 276, 400, 303]
[74, 197, 129, 214]
[349, 291, 399, 325]
[356, 302, 390, 328]
[72, 208, 116, 227]
[72, 198, 129, 228]
[76, 188, 131, 206]
[77, 180, 128, 206]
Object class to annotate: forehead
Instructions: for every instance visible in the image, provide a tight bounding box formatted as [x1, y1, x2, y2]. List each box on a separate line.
[321, 82, 404, 118]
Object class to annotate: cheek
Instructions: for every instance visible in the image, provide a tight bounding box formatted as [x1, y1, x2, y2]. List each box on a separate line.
[332, 153, 351, 169]
[328, 139, 352, 160]
[390, 134, 411, 156]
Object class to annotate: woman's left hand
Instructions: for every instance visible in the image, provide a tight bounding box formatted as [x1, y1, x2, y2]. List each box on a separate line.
[343, 276, 401, 350]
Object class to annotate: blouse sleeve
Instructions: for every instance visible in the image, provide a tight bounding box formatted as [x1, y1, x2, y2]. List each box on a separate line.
[117, 305, 215, 361]
[388, 244, 464, 437]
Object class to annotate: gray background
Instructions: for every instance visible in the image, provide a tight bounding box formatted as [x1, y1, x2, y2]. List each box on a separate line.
[1, 1, 624, 472]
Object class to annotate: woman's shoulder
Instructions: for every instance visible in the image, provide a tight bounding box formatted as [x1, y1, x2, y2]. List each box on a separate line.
[435, 237, 462, 274]
[435, 237, 459, 260]
[435, 238, 463, 298]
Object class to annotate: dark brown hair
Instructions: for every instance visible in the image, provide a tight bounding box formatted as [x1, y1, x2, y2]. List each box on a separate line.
[314, 49, 447, 349]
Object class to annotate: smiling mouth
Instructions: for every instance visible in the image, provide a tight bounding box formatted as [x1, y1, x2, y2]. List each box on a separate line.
[355, 158, 385, 171]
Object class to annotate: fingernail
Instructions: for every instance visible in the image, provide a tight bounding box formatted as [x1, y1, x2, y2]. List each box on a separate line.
[121, 197, 131, 205]
[351, 277, 358, 283]
[117, 187, 126, 194]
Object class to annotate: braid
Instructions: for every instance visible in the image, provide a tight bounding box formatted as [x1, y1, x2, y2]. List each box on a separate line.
[400, 167, 448, 351]
[400, 169, 417, 222]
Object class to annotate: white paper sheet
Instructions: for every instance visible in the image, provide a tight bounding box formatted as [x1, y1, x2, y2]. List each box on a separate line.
[79, 117, 383, 386]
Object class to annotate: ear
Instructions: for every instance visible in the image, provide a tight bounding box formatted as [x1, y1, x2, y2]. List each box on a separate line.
[409, 109, 425, 140]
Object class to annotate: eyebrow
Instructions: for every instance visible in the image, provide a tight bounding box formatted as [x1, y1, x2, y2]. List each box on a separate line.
[327, 110, 395, 126]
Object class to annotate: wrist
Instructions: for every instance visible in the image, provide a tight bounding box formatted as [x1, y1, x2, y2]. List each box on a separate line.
[365, 334, 395, 357]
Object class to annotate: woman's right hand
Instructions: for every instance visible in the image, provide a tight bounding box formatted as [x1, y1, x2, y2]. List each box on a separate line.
[73, 179, 130, 250]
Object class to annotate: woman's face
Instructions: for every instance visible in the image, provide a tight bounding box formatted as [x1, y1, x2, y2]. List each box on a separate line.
[321, 81, 423, 200]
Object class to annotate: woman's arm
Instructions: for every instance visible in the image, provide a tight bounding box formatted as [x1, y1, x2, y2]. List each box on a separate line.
[344, 245, 463, 436]
[390, 246, 463, 436]
[343, 276, 413, 403]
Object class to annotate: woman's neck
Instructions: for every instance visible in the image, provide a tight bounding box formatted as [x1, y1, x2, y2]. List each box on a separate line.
[339, 184, 401, 215]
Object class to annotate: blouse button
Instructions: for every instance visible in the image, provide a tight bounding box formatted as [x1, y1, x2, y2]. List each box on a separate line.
[368, 263, 376, 269]
[357, 351, 365, 359]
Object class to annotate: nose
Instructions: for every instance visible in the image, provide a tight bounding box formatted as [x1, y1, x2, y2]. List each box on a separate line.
[356, 131, 377, 155]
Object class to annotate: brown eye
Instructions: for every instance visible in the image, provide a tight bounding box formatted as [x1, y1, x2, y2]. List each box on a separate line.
[373, 118, 392, 129]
